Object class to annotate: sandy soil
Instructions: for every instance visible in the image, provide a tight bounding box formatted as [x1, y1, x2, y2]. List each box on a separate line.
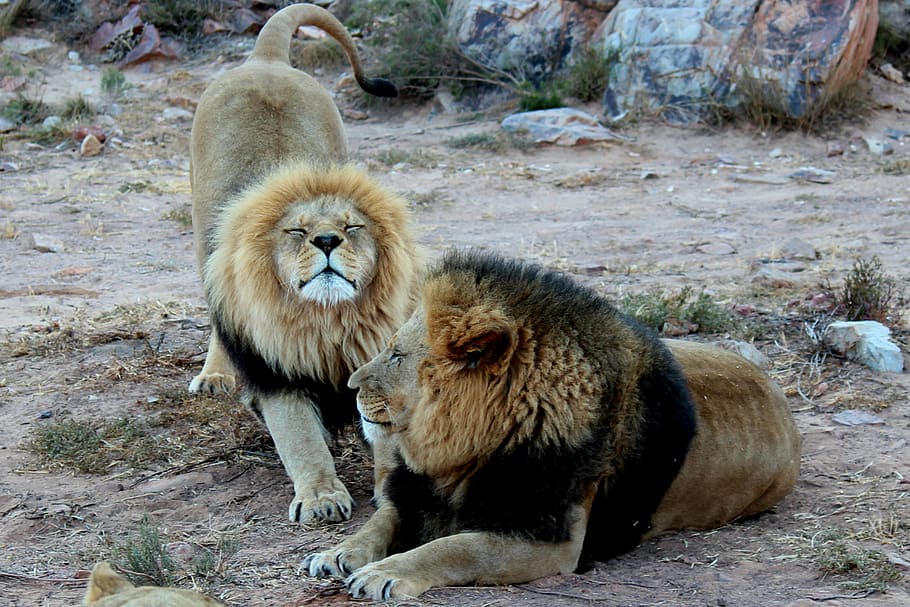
[1, 30, 909, 607]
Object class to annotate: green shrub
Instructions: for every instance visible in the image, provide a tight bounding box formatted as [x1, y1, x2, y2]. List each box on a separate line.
[2, 93, 52, 125]
[836, 256, 897, 323]
[620, 287, 732, 335]
[101, 67, 131, 98]
[114, 515, 177, 586]
[565, 46, 616, 102]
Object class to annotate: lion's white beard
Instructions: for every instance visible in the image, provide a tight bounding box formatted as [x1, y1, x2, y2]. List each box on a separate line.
[300, 271, 356, 306]
[359, 416, 385, 445]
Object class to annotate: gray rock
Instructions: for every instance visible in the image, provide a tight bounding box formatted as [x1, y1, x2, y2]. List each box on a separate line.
[832, 409, 885, 426]
[879, 0, 910, 39]
[0, 117, 17, 133]
[825, 321, 904, 373]
[161, 107, 195, 122]
[42, 116, 62, 129]
[717, 339, 771, 369]
[450, 0, 609, 86]
[1, 36, 53, 55]
[597, 1, 759, 123]
[778, 237, 817, 261]
[597, 0, 879, 123]
[501, 107, 627, 145]
[31, 233, 65, 253]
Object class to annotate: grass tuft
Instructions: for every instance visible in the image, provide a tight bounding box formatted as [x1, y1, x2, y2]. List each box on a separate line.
[114, 515, 177, 586]
[620, 287, 732, 335]
[834, 256, 898, 323]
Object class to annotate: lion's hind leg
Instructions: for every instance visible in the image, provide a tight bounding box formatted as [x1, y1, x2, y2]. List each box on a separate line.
[189, 331, 237, 394]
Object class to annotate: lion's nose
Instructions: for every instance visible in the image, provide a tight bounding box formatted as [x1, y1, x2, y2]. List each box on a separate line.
[312, 233, 342, 255]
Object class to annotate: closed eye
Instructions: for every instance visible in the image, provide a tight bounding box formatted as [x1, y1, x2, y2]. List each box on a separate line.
[345, 224, 364, 233]
[285, 228, 307, 238]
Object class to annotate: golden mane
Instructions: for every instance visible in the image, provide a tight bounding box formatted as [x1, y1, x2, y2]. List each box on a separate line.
[205, 163, 418, 387]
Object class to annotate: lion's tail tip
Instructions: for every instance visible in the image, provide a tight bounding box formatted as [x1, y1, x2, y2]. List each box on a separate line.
[360, 77, 399, 98]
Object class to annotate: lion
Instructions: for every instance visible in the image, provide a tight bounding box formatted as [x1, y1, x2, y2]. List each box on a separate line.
[302, 250, 801, 599]
[83, 562, 223, 607]
[188, 3, 419, 524]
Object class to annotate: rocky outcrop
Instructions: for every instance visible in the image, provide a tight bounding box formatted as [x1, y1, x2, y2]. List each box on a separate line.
[451, 0, 880, 124]
[594, 1, 758, 123]
[596, 0, 879, 123]
[450, 0, 613, 85]
[738, 0, 879, 119]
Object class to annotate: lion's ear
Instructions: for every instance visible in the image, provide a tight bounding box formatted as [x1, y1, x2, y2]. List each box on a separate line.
[430, 305, 517, 374]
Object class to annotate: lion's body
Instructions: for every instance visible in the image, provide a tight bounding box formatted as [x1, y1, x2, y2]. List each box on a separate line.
[305, 251, 801, 599]
[189, 4, 416, 523]
[83, 562, 222, 607]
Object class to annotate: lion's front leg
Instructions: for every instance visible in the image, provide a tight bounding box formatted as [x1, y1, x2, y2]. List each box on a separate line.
[345, 525, 586, 600]
[188, 331, 237, 394]
[302, 502, 399, 577]
[257, 392, 353, 523]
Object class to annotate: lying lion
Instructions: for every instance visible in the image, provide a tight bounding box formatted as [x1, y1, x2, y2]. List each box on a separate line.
[304, 250, 801, 599]
[188, 4, 420, 524]
[83, 562, 222, 607]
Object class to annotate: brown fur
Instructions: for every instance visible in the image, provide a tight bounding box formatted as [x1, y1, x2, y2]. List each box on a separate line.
[83, 562, 222, 607]
[188, 4, 416, 523]
[304, 253, 801, 599]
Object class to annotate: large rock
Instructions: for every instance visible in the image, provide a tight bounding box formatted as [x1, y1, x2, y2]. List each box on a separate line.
[739, 0, 879, 118]
[880, 0, 910, 38]
[595, 0, 878, 123]
[450, 0, 613, 85]
[596, 1, 759, 123]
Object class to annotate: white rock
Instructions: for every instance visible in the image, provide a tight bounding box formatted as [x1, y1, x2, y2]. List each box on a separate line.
[161, 107, 194, 122]
[501, 108, 627, 146]
[717, 339, 771, 369]
[825, 321, 904, 373]
[31, 233, 65, 253]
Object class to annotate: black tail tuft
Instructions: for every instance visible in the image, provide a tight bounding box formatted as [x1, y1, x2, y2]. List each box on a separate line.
[360, 77, 399, 98]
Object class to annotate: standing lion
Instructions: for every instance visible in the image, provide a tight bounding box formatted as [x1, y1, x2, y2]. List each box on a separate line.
[188, 3, 420, 524]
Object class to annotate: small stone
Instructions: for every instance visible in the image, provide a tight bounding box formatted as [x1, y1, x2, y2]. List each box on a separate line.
[67, 50, 81, 63]
[42, 115, 62, 129]
[789, 167, 836, 184]
[778, 237, 817, 260]
[884, 128, 908, 141]
[695, 242, 736, 255]
[717, 339, 770, 369]
[826, 141, 844, 156]
[864, 137, 894, 156]
[824, 320, 904, 372]
[161, 107, 194, 121]
[880, 62, 905, 83]
[768, 147, 783, 158]
[342, 108, 369, 121]
[832, 410, 885, 426]
[31, 233, 65, 253]
[79, 134, 104, 157]
[0, 116, 15, 132]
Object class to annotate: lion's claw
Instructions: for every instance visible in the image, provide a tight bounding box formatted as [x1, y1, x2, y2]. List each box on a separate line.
[188, 372, 236, 395]
[344, 560, 427, 600]
[289, 482, 353, 523]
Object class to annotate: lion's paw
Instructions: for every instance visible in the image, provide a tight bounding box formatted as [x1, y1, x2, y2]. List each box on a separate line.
[289, 480, 353, 523]
[188, 372, 236, 395]
[345, 560, 429, 600]
[301, 545, 372, 578]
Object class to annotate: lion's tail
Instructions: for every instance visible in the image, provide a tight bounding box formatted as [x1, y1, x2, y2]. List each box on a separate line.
[250, 2, 398, 98]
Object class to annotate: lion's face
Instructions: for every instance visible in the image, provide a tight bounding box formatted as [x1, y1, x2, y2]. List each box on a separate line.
[273, 195, 378, 307]
[348, 309, 426, 446]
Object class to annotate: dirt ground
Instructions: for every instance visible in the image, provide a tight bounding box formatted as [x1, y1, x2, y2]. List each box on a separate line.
[1, 28, 909, 607]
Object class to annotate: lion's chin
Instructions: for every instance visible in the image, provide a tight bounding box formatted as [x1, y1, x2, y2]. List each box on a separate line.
[359, 416, 391, 445]
[299, 272, 357, 306]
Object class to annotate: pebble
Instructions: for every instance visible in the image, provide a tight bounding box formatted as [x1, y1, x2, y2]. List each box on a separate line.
[31, 233, 65, 253]
[832, 410, 885, 426]
[79, 134, 104, 157]
[864, 137, 894, 155]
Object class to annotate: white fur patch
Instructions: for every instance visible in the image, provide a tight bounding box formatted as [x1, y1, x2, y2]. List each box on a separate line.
[300, 270, 356, 306]
[360, 416, 387, 445]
